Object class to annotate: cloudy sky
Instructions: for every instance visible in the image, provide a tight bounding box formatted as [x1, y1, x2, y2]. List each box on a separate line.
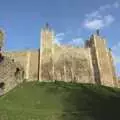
[0, 0, 120, 76]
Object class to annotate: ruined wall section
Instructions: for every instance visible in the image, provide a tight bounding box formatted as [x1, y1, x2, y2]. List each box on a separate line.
[3, 50, 39, 81]
[0, 56, 24, 94]
[3, 51, 28, 78]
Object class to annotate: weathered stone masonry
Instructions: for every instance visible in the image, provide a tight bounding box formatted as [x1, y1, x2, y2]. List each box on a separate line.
[0, 24, 118, 94]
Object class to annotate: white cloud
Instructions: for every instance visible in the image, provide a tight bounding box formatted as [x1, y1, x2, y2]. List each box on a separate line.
[56, 33, 65, 37]
[84, 19, 104, 29]
[85, 11, 101, 19]
[54, 37, 62, 45]
[68, 37, 84, 47]
[54, 37, 61, 45]
[104, 15, 115, 25]
[54, 33, 65, 45]
[83, 2, 119, 30]
[99, 2, 119, 11]
[54, 29, 83, 46]
[84, 14, 115, 29]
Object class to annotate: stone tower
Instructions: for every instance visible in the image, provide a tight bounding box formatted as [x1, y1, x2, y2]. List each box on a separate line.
[39, 23, 55, 81]
[88, 30, 117, 87]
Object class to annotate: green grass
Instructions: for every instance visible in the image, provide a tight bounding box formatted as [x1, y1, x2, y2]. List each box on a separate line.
[0, 81, 120, 120]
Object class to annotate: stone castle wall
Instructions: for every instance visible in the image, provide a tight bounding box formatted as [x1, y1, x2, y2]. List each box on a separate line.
[0, 26, 119, 95]
[0, 56, 24, 94]
[1, 39, 117, 89]
[91, 35, 117, 87]
[2, 46, 95, 85]
[107, 50, 118, 87]
[3, 50, 39, 81]
[40, 45, 95, 83]
[27, 50, 39, 81]
[0, 25, 119, 95]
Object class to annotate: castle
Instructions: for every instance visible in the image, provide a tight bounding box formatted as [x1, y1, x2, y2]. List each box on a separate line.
[0, 23, 119, 94]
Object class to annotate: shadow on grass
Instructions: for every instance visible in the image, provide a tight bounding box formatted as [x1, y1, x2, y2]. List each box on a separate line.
[46, 82, 120, 120]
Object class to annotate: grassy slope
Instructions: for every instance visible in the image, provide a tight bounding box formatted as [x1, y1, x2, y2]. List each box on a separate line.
[0, 81, 120, 120]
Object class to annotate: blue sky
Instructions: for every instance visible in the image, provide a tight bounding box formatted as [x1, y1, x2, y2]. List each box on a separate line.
[0, 0, 120, 76]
